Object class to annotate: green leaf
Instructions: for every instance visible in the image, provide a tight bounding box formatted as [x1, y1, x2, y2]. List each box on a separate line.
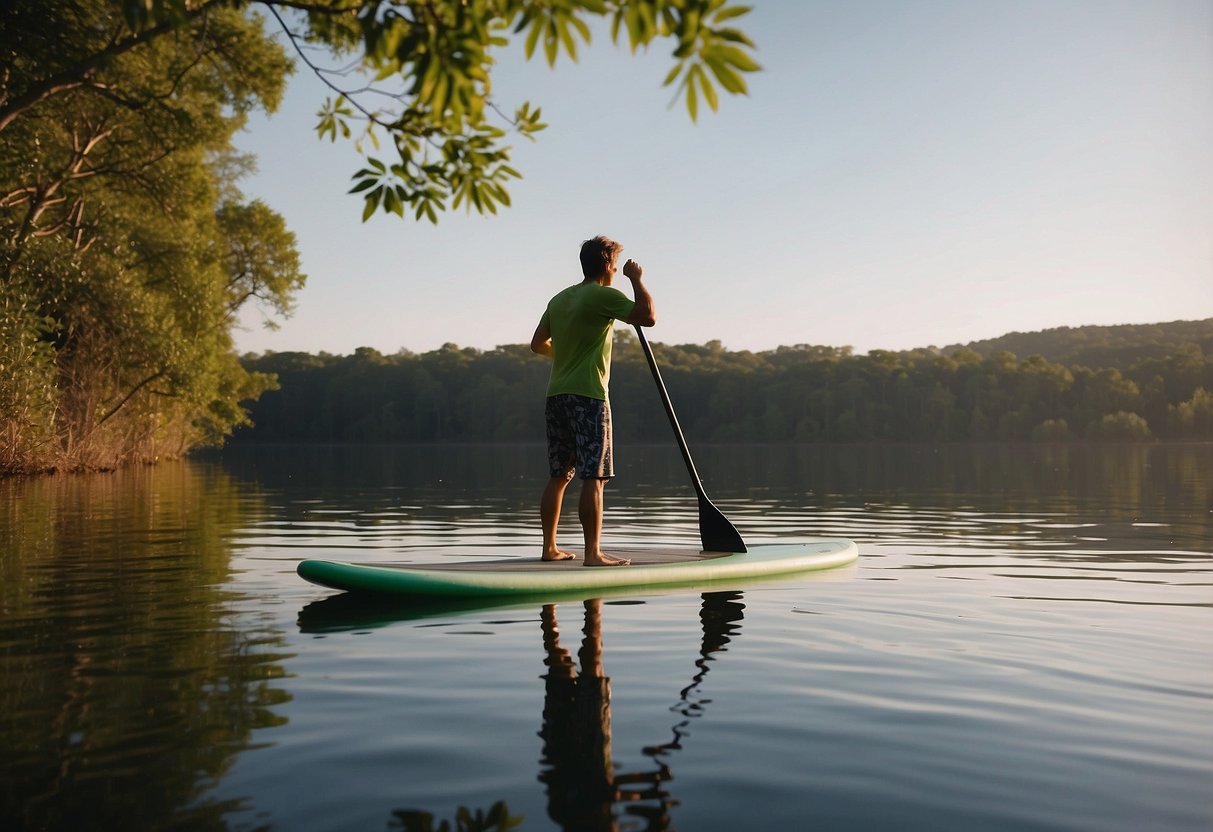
[361, 191, 380, 223]
[661, 62, 683, 88]
[705, 57, 747, 94]
[713, 5, 753, 23]
[695, 65, 719, 112]
[660, 7, 679, 37]
[383, 187, 403, 217]
[432, 71, 450, 113]
[681, 8, 702, 42]
[418, 56, 440, 101]
[717, 44, 761, 73]
[558, 19, 580, 61]
[544, 20, 559, 66]
[716, 27, 756, 48]
[524, 19, 542, 59]
[374, 61, 398, 82]
[621, 5, 642, 50]
[569, 14, 592, 44]
[638, 3, 657, 41]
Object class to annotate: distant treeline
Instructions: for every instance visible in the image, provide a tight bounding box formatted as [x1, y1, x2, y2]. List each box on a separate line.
[235, 320, 1213, 444]
[943, 319, 1213, 371]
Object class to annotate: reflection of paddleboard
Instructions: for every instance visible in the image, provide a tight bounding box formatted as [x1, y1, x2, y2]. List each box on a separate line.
[297, 539, 857, 599]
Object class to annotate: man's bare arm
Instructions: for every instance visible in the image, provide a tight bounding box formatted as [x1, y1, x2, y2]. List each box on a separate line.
[622, 259, 656, 327]
[531, 321, 553, 356]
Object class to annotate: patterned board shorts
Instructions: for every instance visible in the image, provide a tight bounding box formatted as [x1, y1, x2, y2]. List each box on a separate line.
[545, 394, 614, 480]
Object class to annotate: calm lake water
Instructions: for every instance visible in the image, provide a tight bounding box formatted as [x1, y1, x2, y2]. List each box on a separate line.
[2, 443, 1210, 831]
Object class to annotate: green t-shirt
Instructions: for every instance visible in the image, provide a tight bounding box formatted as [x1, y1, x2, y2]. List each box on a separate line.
[541, 281, 636, 400]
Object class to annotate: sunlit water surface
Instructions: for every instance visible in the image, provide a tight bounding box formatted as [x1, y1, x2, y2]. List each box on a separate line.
[1, 444, 1210, 831]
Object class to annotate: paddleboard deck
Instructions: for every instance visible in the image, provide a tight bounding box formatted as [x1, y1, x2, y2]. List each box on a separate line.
[297, 538, 857, 598]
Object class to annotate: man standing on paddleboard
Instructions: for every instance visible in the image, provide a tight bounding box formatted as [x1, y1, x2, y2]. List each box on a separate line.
[531, 235, 656, 567]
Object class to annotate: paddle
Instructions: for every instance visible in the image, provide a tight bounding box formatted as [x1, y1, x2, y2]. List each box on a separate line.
[633, 326, 747, 553]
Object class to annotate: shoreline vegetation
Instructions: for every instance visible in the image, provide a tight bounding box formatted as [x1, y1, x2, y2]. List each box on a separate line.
[229, 320, 1213, 449]
[4, 318, 1212, 476]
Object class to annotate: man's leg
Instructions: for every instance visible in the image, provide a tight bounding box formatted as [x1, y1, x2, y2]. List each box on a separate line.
[579, 477, 630, 567]
[542, 395, 577, 562]
[541, 473, 576, 561]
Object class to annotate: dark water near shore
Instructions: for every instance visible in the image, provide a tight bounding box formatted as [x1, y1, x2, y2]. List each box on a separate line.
[2, 443, 1210, 831]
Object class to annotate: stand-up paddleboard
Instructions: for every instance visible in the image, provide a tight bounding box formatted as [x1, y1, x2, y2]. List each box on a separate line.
[297, 538, 857, 599]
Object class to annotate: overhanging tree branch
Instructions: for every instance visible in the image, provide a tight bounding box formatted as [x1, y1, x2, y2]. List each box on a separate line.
[0, 8, 218, 132]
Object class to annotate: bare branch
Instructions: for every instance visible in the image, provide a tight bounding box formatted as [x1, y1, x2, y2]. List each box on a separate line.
[264, 3, 396, 130]
[97, 370, 167, 427]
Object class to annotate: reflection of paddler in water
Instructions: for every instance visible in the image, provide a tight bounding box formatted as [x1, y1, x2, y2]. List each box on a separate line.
[539, 599, 616, 831]
[538, 592, 746, 831]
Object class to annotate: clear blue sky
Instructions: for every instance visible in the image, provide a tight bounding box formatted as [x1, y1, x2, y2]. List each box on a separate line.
[231, 0, 1213, 357]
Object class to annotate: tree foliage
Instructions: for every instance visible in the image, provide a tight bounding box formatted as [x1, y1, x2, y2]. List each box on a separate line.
[2, 0, 753, 473]
[1, 2, 304, 472]
[944, 319, 1213, 373]
[302, 0, 760, 221]
[235, 323, 1213, 445]
[2, 0, 760, 224]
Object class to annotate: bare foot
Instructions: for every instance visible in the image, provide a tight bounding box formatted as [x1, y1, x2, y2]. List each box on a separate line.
[542, 549, 577, 562]
[583, 552, 631, 567]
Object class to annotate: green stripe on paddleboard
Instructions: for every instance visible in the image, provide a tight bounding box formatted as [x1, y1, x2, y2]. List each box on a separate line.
[297, 539, 858, 598]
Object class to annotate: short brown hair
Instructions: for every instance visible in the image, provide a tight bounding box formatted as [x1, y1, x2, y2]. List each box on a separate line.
[580, 235, 623, 279]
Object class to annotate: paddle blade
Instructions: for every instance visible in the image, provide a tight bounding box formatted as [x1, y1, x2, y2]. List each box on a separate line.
[697, 494, 747, 553]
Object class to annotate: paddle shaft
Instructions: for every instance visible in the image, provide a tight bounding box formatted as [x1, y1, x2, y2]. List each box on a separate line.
[633, 326, 747, 552]
[633, 326, 706, 494]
